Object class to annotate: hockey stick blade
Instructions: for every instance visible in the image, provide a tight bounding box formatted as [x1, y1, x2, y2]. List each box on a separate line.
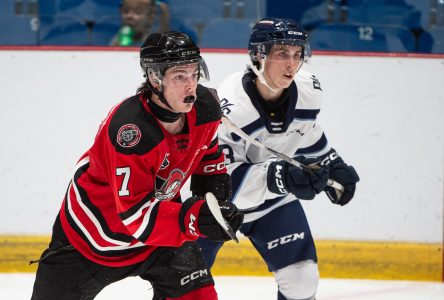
[222, 116, 344, 192]
[205, 192, 239, 243]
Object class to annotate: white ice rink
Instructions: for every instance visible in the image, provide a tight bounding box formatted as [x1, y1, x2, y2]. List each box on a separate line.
[2, 274, 443, 300]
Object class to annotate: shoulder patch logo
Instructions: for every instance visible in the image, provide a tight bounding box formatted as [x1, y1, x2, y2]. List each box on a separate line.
[220, 98, 234, 115]
[310, 75, 322, 91]
[117, 124, 141, 148]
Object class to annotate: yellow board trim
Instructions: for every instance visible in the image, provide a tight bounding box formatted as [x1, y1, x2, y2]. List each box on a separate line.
[1, 236, 442, 282]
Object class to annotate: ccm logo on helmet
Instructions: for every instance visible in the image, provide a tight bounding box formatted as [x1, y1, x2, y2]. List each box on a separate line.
[180, 269, 209, 285]
[288, 30, 304, 36]
[267, 232, 305, 249]
[203, 162, 225, 173]
[180, 50, 197, 56]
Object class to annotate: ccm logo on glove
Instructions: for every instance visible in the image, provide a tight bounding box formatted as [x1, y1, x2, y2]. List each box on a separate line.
[203, 162, 225, 173]
[273, 164, 286, 194]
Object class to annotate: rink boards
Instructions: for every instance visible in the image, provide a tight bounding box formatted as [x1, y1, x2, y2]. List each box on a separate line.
[1, 236, 441, 282]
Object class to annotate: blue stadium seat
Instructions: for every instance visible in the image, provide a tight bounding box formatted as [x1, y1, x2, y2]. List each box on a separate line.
[0, 16, 38, 45]
[91, 16, 120, 46]
[39, 16, 89, 45]
[266, 0, 324, 23]
[222, 0, 265, 19]
[267, 0, 344, 30]
[200, 18, 255, 48]
[40, 0, 120, 22]
[404, 0, 432, 29]
[300, 0, 333, 30]
[418, 28, 444, 53]
[0, 1, 15, 16]
[167, 0, 224, 25]
[430, 0, 444, 27]
[310, 23, 416, 52]
[166, 0, 225, 44]
[346, 0, 422, 30]
[170, 18, 199, 45]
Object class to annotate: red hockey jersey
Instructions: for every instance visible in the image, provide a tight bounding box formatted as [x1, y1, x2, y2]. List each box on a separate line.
[59, 85, 226, 267]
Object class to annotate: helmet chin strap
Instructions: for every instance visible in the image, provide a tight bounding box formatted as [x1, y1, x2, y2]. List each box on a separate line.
[250, 55, 305, 94]
[249, 59, 279, 93]
[145, 77, 181, 122]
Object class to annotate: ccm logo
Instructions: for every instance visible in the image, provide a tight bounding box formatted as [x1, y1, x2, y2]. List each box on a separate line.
[320, 152, 338, 166]
[288, 30, 304, 36]
[180, 269, 209, 285]
[267, 232, 305, 249]
[188, 214, 198, 236]
[274, 165, 287, 193]
[203, 162, 225, 173]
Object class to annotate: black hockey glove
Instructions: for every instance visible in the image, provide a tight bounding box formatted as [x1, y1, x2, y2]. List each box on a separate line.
[302, 148, 360, 206]
[323, 151, 359, 206]
[179, 197, 243, 242]
[267, 160, 329, 200]
[190, 173, 232, 202]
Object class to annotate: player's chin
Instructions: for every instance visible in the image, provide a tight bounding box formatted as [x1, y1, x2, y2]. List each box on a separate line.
[176, 103, 193, 113]
[277, 77, 293, 88]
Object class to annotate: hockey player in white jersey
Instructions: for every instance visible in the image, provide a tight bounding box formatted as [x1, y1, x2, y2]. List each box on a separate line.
[197, 18, 360, 300]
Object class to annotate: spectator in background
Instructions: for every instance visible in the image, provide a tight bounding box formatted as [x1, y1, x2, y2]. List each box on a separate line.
[110, 0, 170, 46]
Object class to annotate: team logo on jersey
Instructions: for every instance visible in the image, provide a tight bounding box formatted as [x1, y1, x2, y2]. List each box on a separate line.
[117, 124, 141, 148]
[310, 75, 322, 91]
[220, 98, 234, 115]
[155, 169, 186, 201]
[159, 153, 170, 170]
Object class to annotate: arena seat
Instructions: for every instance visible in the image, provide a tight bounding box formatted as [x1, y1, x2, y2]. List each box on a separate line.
[418, 27, 444, 53]
[200, 18, 255, 48]
[169, 18, 200, 45]
[346, 0, 422, 30]
[0, 0, 14, 16]
[39, 15, 89, 45]
[167, 0, 224, 26]
[266, 0, 325, 23]
[221, 0, 265, 19]
[39, 0, 120, 23]
[310, 23, 416, 52]
[167, 0, 225, 44]
[90, 16, 120, 46]
[0, 16, 38, 45]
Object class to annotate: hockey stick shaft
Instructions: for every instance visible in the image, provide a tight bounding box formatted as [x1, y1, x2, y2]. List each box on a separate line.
[222, 116, 344, 192]
[205, 192, 239, 243]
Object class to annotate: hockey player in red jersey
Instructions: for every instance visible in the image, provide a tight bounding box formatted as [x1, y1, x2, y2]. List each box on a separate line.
[31, 31, 243, 300]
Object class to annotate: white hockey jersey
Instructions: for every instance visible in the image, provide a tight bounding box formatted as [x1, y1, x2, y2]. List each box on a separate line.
[217, 68, 331, 222]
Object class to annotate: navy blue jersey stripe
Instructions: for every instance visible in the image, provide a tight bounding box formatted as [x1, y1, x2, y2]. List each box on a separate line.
[229, 162, 252, 201]
[293, 109, 320, 120]
[295, 133, 328, 155]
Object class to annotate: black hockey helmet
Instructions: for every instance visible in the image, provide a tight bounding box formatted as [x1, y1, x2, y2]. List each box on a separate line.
[140, 31, 209, 81]
[248, 18, 310, 63]
[139, 31, 209, 110]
